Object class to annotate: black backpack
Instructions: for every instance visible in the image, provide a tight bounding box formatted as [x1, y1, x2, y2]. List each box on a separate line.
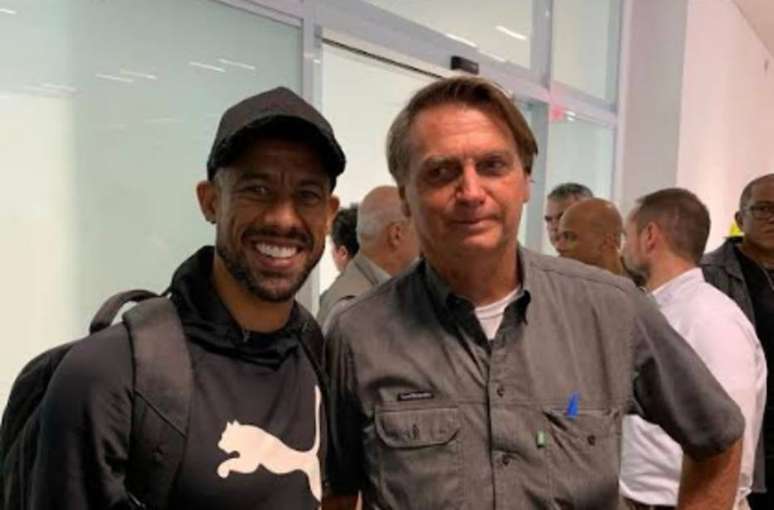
[0, 290, 192, 510]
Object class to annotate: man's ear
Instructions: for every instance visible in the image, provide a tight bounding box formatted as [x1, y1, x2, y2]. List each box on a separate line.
[524, 171, 532, 203]
[601, 233, 616, 251]
[326, 195, 340, 232]
[643, 222, 659, 252]
[387, 222, 402, 248]
[398, 185, 412, 218]
[196, 180, 218, 224]
[734, 210, 745, 233]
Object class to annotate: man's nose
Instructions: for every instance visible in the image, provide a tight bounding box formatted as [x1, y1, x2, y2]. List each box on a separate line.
[263, 197, 302, 229]
[456, 163, 485, 205]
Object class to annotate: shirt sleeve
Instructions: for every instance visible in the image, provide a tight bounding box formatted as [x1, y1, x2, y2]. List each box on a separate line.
[323, 315, 366, 496]
[30, 330, 133, 510]
[629, 290, 745, 460]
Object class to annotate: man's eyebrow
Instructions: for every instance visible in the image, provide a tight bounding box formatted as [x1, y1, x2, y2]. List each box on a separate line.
[232, 170, 271, 184]
[297, 177, 328, 190]
[420, 155, 458, 168]
[478, 150, 514, 160]
[420, 150, 514, 167]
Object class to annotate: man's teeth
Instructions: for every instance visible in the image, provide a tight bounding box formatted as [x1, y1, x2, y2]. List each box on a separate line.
[255, 243, 298, 259]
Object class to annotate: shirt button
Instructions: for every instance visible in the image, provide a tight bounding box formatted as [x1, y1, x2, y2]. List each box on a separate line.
[496, 386, 505, 397]
[502, 454, 511, 466]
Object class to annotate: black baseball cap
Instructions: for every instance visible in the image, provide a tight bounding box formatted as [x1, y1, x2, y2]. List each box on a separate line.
[206, 87, 346, 189]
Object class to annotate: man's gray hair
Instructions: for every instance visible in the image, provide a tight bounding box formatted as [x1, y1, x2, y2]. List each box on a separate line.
[547, 182, 594, 202]
[357, 206, 406, 244]
[356, 187, 407, 245]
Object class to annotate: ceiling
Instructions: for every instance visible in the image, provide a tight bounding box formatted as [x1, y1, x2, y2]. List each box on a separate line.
[735, 0, 774, 56]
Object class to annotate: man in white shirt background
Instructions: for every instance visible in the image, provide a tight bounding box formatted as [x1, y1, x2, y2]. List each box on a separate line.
[621, 188, 767, 510]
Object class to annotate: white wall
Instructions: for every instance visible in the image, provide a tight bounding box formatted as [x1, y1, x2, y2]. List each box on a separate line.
[677, 0, 774, 250]
[0, 95, 80, 401]
[619, 0, 688, 214]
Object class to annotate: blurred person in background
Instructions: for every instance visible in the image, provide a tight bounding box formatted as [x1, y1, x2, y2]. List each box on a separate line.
[317, 185, 418, 331]
[703, 174, 774, 510]
[556, 197, 625, 276]
[544, 182, 593, 250]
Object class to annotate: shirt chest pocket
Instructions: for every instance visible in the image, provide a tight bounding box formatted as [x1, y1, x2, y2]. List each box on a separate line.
[543, 408, 622, 510]
[373, 406, 463, 510]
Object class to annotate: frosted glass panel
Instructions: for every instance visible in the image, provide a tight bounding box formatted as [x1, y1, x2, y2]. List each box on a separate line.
[319, 43, 433, 293]
[366, 0, 533, 68]
[552, 0, 621, 100]
[0, 0, 300, 406]
[543, 115, 615, 253]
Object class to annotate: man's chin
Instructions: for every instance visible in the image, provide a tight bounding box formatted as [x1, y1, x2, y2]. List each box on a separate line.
[243, 278, 302, 303]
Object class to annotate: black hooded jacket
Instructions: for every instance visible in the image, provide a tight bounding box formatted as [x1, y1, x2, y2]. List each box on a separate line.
[31, 247, 327, 510]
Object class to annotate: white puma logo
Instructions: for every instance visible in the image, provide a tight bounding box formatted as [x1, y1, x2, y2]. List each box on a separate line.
[216, 386, 322, 502]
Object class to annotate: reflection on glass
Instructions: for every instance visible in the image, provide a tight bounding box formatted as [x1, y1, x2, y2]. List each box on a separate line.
[366, 0, 533, 68]
[552, 0, 622, 101]
[0, 0, 301, 405]
[543, 113, 615, 252]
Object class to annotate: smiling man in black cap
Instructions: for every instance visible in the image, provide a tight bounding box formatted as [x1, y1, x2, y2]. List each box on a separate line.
[29, 87, 343, 509]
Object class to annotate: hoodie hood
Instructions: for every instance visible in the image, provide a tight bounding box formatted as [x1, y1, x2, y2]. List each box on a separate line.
[166, 246, 307, 366]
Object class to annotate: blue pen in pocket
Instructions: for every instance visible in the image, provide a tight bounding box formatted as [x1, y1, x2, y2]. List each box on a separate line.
[565, 392, 580, 420]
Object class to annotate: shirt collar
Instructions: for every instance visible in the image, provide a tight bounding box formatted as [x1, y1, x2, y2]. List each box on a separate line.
[353, 252, 392, 286]
[422, 245, 533, 320]
[651, 267, 704, 308]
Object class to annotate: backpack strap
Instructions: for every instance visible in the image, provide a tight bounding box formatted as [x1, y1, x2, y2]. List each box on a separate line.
[123, 297, 192, 510]
[89, 289, 160, 334]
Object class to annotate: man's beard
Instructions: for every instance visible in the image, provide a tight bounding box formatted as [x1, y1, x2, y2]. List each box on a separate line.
[216, 228, 321, 303]
[622, 255, 649, 283]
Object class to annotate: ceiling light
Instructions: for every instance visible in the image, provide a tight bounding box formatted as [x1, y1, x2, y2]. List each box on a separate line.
[0, 8, 16, 15]
[41, 83, 77, 94]
[96, 73, 134, 83]
[189, 61, 226, 73]
[445, 33, 478, 48]
[120, 69, 158, 80]
[22, 85, 68, 97]
[218, 58, 256, 71]
[496, 25, 528, 41]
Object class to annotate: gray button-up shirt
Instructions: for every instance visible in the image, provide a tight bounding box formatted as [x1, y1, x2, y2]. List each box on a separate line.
[325, 248, 744, 509]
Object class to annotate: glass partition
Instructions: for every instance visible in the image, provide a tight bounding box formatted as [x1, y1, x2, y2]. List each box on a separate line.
[552, 0, 622, 101]
[0, 0, 301, 406]
[365, 0, 534, 68]
[542, 114, 615, 253]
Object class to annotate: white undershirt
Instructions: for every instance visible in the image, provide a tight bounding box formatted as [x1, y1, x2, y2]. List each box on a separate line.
[474, 287, 521, 340]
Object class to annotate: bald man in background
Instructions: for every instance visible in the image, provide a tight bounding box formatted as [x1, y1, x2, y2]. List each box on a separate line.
[317, 185, 419, 331]
[556, 198, 626, 276]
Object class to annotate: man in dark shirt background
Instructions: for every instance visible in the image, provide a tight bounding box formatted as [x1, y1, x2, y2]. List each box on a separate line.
[329, 204, 360, 273]
[703, 173, 774, 510]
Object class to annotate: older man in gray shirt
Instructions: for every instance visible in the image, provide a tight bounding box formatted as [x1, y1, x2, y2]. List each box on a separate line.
[323, 77, 744, 510]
